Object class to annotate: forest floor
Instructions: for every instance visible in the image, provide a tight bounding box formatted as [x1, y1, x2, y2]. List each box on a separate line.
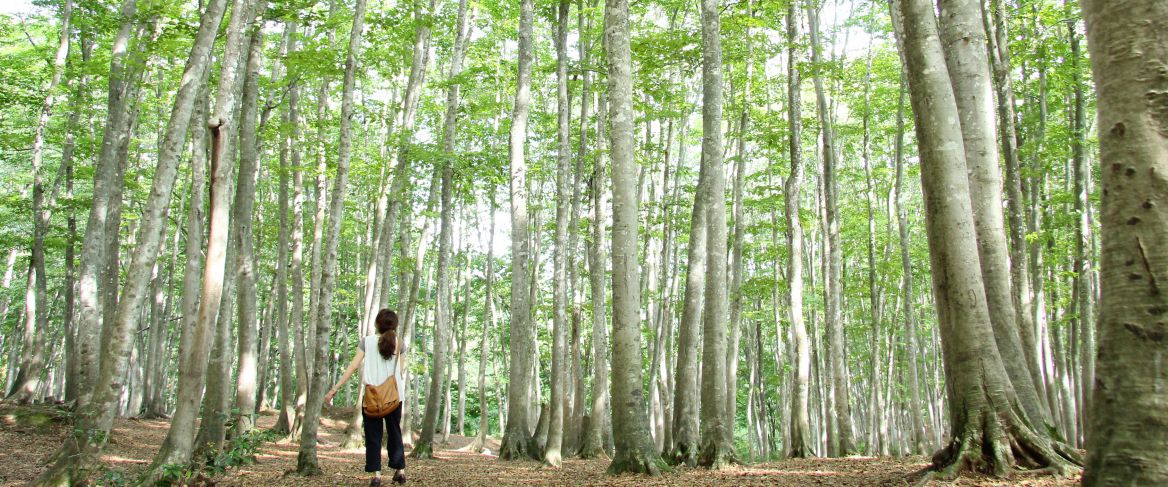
[0, 403, 1081, 486]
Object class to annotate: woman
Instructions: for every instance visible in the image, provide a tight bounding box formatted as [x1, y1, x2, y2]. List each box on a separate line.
[325, 309, 407, 485]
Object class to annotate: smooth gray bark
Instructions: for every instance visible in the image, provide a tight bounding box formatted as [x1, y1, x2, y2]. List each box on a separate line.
[40, 0, 231, 480]
[605, 0, 666, 475]
[544, 0, 572, 467]
[938, 0, 1051, 434]
[1065, 13, 1094, 439]
[272, 20, 299, 436]
[892, 74, 927, 454]
[499, 0, 536, 461]
[232, 15, 266, 435]
[984, 0, 1045, 414]
[725, 0, 751, 443]
[471, 189, 497, 452]
[194, 1, 264, 454]
[296, 0, 367, 474]
[580, 93, 611, 460]
[785, 0, 814, 459]
[1080, 0, 1168, 484]
[412, 0, 468, 459]
[806, 0, 851, 457]
[74, 0, 139, 405]
[669, 110, 706, 467]
[7, 0, 71, 404]
[697, 0, 735, 469]
[892, 0, 1080, 477]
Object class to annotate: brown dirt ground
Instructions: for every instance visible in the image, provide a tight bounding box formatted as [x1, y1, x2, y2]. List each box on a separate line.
[0, 404, 1081, 486]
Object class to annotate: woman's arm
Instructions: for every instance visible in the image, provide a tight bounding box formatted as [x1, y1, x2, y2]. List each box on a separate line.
[324, 349, 364, 404]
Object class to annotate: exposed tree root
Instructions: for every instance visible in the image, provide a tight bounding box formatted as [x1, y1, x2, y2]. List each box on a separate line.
[543, 450, 562, 468]
[411, 442, 436, 459]
[697, 435, 740, 470]
[339, 417, 364, 449]
[925, 408, 1082, 482]
[577, 439, 609, 460]
[461, 435, 485, 453]
[667, 442, 700, 468]
[606, 447, 668, 476]
[498, 431, 533, 461]
[294, 451, 324, 476]
[787, 439, 815, 459]
[137, 411, 171, 420]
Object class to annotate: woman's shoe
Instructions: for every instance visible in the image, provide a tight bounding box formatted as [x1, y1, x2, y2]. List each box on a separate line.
[369, 477, 382, 487]
[392, 472, 406, 484]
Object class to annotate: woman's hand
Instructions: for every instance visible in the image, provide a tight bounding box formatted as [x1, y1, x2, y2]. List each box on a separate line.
[324, 389, 336, 405]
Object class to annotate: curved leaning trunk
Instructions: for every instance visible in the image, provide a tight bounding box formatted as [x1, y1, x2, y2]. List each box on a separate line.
[890, 0, 1080, 478]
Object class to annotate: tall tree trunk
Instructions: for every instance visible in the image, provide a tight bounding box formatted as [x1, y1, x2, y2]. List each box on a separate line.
[499, 0, 537, 461]
[862, 82, 886, 455]
[457, 254, 469, 437]
[305, 0, 342, 388]
[890, 0, 1080, 477]
[893, 73, 926, 454]
[580, 93, 612, 460]
[807, 0, 851, 457]
[285, 36, 310, 440]
[41, 0, 230, 479]
[725, 0, 751, 441]
[195, 3, 264, 455]
[785, 0, 814, 459]
[232, 14, 267, 435]
[984, 0, 1045, 413]
[272, 19, 299, 436]
[565, 0, 594, 458]
[696, 0, 736, 469]
[7, 0, 72, 404]
[1065, 8, 1094, 437]
[669, 108, 706, 467]
[146, 66, 213, 477]
[140, 211, 178, 418]
[63, 35, 88, 403]
[544, 0, 572, 468]
[937, 0, 1052, 434]
[605, 0, 665, 474]
[397, 173, 442, 448]
[296, 0, 367, 473]
[1080, 0, 1168, 484]
[368, 0, 438, 348]
[472, 189, 497, 452]
[657, 113, 680, 457]
[411, 0, 468, 458]
[73, 0, 141, 404]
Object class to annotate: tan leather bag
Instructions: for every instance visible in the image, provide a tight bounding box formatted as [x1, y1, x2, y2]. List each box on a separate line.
[362, 347, 401, 418]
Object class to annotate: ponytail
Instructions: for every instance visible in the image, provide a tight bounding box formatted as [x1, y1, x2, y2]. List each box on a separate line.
[375, 309, 398, 359]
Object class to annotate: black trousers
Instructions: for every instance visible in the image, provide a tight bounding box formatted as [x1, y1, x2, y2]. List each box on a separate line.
[363, 406, 406, 472]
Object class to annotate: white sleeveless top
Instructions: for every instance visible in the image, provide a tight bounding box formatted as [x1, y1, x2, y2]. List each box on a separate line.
[361, 335, 404, 399]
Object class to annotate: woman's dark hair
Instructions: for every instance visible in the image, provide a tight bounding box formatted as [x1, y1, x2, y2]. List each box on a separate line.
[375, 309, 399, 359]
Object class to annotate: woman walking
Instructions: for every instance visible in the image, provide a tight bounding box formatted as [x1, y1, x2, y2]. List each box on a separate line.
[326, 309, 407, 485]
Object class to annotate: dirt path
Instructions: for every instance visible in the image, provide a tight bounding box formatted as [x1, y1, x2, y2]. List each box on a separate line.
[1, 405, 1080, 486]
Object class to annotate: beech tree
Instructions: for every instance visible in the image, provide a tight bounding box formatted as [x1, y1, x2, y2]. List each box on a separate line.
[296, 0, 367, 474]
[604, 0, 666, 475]
[1081, 0, 1168, 484]
[498, 0, 536, 462]
[413, 0, 470, 459]
[891, 0, 1080, 477]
